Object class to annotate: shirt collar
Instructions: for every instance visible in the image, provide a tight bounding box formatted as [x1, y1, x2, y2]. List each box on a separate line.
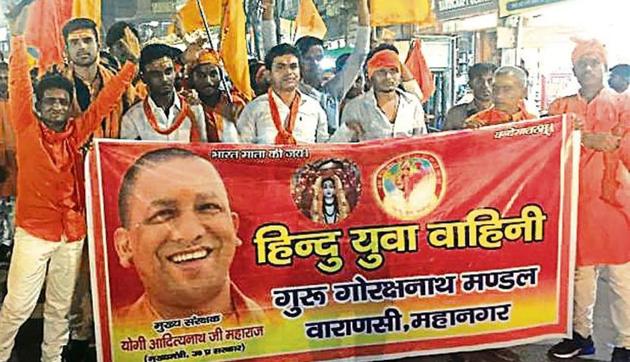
[270, 89, 307, 108]
[147, 91, 181, 114]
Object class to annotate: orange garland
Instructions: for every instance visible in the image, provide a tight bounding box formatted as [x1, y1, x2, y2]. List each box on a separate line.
[143, 95, 201, 141]
[267, 89, 300, 145]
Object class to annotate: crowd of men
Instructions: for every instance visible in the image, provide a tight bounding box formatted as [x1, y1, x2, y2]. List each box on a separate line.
[0, 0, 628, 361]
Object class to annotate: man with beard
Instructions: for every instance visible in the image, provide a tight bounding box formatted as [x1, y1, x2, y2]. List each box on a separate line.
[547, 39, 629, 362]
[0, 4, 139, 361]
[443, 63, 497, 131]
[62, 18, 139, 139]
[262, 0, 370, 134]
[113, 148, 262, 325]
[329, 49, 426, 142]
[120, 44, 206, 142]
[237, 44, 328, 144]
[465, 66, 535, 128]
[185, 47, 241, 142]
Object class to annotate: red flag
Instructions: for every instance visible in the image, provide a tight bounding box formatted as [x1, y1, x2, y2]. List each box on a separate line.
[405, 39, 435, 103]
[24, 0, 73, 71]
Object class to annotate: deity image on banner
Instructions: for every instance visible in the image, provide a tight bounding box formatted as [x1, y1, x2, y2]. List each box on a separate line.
[374, 152, 445, 221]
[291, 159, 361, 225]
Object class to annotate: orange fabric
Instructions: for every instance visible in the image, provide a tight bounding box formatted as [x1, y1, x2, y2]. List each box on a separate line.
[72, 0, 101, 28]
[189, 49, 221, 72]
[549, 88, 629, 266]
[404, 39, 435, 103]
[571, 38, 607, 67]
[142, 95, 201, 142]
[369, 0, 434, 27]
[268, 89, 300, 145]
[70, 65, 145, 140]
[177, 0, 224, 33]
[24, 0, 73, 71]
[9, 36, 137, 242]
[0, 100, 17, 197]
[220, 0, 254, 100]
[367, 50, 401, 79]
[295, 0, 327, 40]
[114, 283, 264, 326]
[465, 102, 535, 127]
[203, 92, 246, 142]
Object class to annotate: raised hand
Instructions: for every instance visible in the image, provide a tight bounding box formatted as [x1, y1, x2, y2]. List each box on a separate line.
[119, 27, 141, 64]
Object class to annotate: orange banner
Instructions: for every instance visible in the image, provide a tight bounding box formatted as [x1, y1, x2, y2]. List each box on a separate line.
[87, 117, 578, 361]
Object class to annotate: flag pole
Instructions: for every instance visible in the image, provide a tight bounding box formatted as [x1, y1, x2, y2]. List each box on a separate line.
[194, 0, 234, 103]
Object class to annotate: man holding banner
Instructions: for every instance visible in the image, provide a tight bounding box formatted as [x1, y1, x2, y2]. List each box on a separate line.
[112, 148, 262, 324]
[465, 66, 535, 128]
[548, 38, 630, 361]
[0, 4, 140, 361]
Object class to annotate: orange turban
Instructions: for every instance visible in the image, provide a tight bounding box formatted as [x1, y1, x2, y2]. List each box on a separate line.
[189, 49, 221, 72]
[571, 38, 607, 67]
[367, 50, 401, 79]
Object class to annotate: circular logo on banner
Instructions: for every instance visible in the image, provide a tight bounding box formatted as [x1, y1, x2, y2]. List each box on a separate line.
[374, 152, 445, 221]
[291, 159, 362, 225]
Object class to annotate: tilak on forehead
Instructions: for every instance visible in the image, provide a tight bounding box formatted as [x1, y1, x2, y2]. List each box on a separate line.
[146, 57, 174, 70]
[67, 29, 97, 41]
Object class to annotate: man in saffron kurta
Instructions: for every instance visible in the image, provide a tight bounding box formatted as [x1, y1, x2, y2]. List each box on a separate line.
[185, 47, 241, 142]
[465, 66, 535, 128]
[0, 5, 139, 361]
[548, 39, 630, 362]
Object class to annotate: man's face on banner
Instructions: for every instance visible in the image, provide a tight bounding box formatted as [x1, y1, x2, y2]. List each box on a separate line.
[115, 157, 241, 311]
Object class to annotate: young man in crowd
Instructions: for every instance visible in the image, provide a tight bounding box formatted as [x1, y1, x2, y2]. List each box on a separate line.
[443, 63, 497, 131]
[184, 47, 241, 142]
[262, 0, 370, 134]
[120, 44, 206, 142]
[237, 43, 328, 144]
[547, 39, 629, 362]
[62, 18, 138, 139]
[465, 66, 535, 128]
[329, 49, 427, 142]
[0, 5, 140, 361]
[609, 64, 630, 95]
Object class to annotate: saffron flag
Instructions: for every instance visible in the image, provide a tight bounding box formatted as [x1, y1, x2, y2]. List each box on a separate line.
[220, 0, 254, 100]
[87, 117, 578, 361]
[370, 0, 434, 27]
[72, 0, 101, 27]
[405, 39, 435, 103]
[295, 0, 327, 40]
[177, 0, 224, 34]
[24, 0, 73, 70]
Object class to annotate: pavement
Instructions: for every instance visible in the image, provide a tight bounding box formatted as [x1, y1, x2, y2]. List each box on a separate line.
[0, 268, 613, 362]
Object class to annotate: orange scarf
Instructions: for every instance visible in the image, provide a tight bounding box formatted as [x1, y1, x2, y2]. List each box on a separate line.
[143, 95, 201, 142]
[268, 89, 301, 145]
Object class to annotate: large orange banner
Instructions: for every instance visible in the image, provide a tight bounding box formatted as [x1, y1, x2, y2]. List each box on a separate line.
[86, 116, 578, 361]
